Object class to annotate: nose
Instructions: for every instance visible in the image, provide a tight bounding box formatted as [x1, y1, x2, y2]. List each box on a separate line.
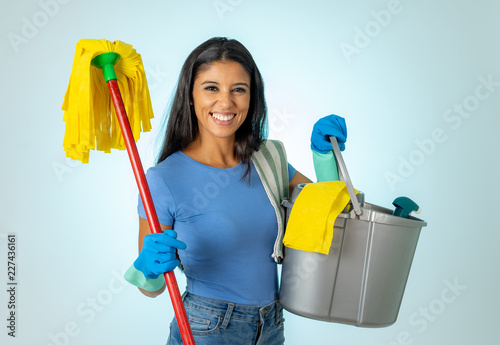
[216, 91, 232, 108]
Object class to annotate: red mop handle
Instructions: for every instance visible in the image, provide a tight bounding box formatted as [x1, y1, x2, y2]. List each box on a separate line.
[107, 79, 195, 345]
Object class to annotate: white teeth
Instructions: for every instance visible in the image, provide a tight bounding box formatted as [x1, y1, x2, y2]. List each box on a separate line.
[211, 113, 236, 121]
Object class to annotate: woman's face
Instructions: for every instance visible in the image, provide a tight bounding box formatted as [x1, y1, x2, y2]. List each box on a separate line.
[192, 60, 251, 142]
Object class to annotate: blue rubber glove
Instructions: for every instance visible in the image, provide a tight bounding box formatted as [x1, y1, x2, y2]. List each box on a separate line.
[133, 230, 187, 279]
[310, 115, 347, 153]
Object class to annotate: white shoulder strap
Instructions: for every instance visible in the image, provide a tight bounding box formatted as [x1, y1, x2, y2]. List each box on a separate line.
[252, 140, 289, 263]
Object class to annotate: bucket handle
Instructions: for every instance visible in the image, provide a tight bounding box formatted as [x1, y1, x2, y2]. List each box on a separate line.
[329, 136, 362, 216]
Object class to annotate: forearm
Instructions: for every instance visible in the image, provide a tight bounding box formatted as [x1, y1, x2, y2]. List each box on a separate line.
[139, 283, 166, 298]
[289, 170, 313, 195]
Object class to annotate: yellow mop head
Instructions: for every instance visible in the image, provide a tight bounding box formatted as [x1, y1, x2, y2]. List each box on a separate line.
[61, 39, 153, 163]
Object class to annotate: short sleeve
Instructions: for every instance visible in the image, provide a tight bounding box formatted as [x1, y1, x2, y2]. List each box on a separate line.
[137, 168, 175, 225]
[287, 162, 297, 183]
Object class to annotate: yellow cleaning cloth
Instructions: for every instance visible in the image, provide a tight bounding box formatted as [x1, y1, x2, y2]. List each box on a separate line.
[283, 181, 354, 255]
[61, 39, 153, 163]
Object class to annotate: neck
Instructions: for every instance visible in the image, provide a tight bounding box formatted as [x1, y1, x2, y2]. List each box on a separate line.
[183, 135, 239, 168]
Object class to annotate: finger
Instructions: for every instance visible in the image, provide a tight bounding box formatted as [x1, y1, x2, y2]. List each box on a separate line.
[145, 233, 187, 251]
[151, 252, 177, 263]
[153, 236, 187, 250]
[163, 230, 187, 250]
[144, 245, 176, 255]
[142, 233, 166, 245]
[163, 229, 177, 238]
[164, 237, 187, 250]
[151, 259, 181, 276]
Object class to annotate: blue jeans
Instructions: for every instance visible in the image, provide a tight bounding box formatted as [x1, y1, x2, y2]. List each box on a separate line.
[166, 292, 285, 345]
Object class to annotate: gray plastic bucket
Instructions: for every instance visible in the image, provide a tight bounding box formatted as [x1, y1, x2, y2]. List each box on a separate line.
[279, 138, 427, 327]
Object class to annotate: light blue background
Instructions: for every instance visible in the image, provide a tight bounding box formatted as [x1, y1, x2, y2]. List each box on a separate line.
[1, 0, 498, 344]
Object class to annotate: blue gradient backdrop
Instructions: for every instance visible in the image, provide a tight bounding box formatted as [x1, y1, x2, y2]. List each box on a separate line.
[1, 0, 498, 344]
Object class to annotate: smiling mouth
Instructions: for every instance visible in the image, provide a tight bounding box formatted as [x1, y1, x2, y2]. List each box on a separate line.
[210, 112, 236, 121]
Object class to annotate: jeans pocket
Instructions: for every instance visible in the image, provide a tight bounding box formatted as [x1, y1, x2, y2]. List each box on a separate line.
[186, 307, 223, 335]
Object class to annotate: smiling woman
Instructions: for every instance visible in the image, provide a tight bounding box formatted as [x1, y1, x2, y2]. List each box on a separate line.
[123, 37, 314, 345]
[187, 60, 251, 168]
[156, 37, 269, 177]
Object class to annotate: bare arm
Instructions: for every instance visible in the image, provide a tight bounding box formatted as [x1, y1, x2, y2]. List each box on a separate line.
[137, 217, 171, 298]
[289, 170, 313, 196]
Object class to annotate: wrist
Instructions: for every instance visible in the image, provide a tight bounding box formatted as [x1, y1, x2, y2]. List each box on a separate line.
[139, 283, 166, 298]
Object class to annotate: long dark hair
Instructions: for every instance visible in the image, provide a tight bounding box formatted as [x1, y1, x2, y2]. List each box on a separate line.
[156, 37, 268, 180]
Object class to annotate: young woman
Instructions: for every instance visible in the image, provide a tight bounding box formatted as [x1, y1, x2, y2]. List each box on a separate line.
[124, 37, 346, 345]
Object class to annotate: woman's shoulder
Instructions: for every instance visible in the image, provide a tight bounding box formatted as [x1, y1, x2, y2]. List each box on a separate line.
[146, 151, 186, 177]
[154, 151, 184, 166]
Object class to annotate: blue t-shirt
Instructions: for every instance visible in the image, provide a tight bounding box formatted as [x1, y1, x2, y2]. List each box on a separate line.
[138, 151, 296, 306]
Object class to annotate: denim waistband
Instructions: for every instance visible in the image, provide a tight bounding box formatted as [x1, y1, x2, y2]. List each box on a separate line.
[182, 292, 282, 325]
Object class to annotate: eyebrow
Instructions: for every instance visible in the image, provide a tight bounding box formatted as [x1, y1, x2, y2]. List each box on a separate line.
[201, 81, 250, 88]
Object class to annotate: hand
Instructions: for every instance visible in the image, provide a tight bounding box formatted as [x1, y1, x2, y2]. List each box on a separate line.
[133, 230, 187, 279]
[310, 114, 347, 153]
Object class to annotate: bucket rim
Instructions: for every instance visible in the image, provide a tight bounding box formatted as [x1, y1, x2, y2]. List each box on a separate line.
[338, 202, 427, 228]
